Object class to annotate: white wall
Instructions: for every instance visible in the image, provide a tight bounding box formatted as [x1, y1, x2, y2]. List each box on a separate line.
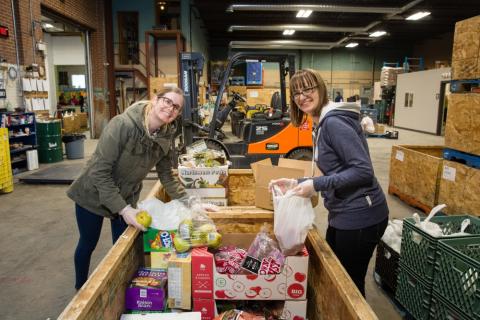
[51, 36, 86, 65]
[394, 68, 450, 134]
[44, 33, 57, 113]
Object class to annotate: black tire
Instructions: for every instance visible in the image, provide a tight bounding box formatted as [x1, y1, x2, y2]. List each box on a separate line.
[287, 148, 313, 161]
[205, 139, 229, 159]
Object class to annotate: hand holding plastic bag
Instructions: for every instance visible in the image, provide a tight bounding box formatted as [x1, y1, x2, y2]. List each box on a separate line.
[272, 185, 315, 255]
[268, 178, 298, 194]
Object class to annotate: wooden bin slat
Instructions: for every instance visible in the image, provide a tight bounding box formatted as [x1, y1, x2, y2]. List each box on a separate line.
[60, 169, 378, 320]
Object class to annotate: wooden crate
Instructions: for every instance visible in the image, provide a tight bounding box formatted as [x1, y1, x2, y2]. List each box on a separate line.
[59, 169, 378, 320]
[389, 145, 444, 211]
[445, 93, 480, 156]
[437, 160, 480, 216]
[451, 15, 480, 80]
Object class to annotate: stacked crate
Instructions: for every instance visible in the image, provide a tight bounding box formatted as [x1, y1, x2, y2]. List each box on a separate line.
[395, 215, 480, 320]
[440, 14, 480, 217]
[0, 128, 13, 193]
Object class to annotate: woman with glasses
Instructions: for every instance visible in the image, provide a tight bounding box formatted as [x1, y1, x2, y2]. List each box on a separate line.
[270, 69, 388, 297]
[67, 87, 190, 290]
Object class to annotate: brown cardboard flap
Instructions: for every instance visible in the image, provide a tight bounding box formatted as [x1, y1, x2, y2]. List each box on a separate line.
[255, 165, 305, 185]
[278, 158, 322, 177]
[250, 158, 272, 181]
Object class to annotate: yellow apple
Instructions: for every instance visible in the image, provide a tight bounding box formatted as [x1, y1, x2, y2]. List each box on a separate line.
[191, 230, 207, 247]
[173, 236, 191, 253]
[207, 232, 222, 249]
[136, 211, 152, 228]
[198, 223, 216, 234]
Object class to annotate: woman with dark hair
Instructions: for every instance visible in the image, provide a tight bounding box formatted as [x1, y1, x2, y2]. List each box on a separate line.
[270, 69, 389, 297]
[67, 88, 190, 289]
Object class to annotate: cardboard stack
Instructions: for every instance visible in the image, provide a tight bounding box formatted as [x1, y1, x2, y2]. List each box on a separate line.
[380, 67, 404, 87]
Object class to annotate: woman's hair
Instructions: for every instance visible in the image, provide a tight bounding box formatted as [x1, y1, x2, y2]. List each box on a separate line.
[289, 69, 328, 127]
[143, 87, 185, 131]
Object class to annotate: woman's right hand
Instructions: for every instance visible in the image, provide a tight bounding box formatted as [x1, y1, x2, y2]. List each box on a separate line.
[119, 205, 147, 231]
[268, 178, 298, 194]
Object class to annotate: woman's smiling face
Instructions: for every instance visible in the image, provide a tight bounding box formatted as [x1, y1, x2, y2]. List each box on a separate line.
[293, 85, 319, 116]
[153, 92, 184, 124]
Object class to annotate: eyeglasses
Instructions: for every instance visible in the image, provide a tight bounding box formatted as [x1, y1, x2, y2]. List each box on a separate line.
[293, 86, 318, 100]
[158, 96, 182, 112]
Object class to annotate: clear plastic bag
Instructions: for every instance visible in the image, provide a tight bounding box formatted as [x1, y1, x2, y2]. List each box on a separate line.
[173, 197, 222, 253]
[137, 198, 190, 230]
[272, 185, 315, 255]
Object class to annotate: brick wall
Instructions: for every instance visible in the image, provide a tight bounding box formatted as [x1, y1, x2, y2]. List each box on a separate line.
[1, 0, 110, 137]
[0, 1, 18, 64]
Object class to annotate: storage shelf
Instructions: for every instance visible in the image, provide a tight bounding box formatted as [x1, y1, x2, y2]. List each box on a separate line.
[9, 133, 36, 140]
[10, 146, 35, 154]
[5, 123, 35, 128]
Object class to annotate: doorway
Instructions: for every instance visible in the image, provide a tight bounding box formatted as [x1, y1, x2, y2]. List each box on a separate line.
[40, 13, 93, 137]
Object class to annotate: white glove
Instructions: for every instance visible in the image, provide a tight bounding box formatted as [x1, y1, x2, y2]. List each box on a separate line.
[119, 205, 147, 231]
[292, 179, 317, 198]
[191, 202, 220, 213]
[268, 178, 298, 195]
[361, 116, 375, 133]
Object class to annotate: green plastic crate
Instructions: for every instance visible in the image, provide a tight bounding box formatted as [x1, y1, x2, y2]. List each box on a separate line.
[400, 215, 480, 283]
[434, 236, 480, 319]
[430, 291, 473, 320]
[395, 264, 432, 320]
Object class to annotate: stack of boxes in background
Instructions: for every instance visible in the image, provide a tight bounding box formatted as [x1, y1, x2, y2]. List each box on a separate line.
[380, 66, 404, 87]
[0, 128, 13, 193]
[62, 112, 88, 134]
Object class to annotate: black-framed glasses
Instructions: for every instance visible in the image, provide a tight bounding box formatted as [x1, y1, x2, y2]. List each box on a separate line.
[158, 96, 182, 112]
[293, 86, 318, 100]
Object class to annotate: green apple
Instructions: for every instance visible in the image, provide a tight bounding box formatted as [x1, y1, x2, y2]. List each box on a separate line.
[198, 223, 216, 234]
[136, 211, 152, 228]
[173, 236, 191, 253]
[191, 230, 207, 247]
[207, 232, 222, 249]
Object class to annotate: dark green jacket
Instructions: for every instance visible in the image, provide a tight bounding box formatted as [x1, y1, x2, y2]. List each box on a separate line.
[67, 102, 186, 218]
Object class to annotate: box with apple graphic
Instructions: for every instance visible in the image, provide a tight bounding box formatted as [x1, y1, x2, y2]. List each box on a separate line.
[193, 299, 307, 320]
[191, 233, 308, 301]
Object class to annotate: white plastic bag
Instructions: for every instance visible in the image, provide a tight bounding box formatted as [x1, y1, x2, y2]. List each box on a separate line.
[138, 198, 191, 230]
[360, 115, 375, 133]
[272, 185, 315, 255]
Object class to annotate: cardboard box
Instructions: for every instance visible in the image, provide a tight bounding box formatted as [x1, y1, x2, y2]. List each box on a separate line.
[250, 158, 320, 210]
[143, 228, 176, 252]
[178, 165, 229, 188]
[185, 188, 227, 198]
[194, 299, 307, 320]
[120, 312, 201, 320]
[168, 252, 192, 310]
[201, 198, 228, 207]
[125, 268, 167, 311]
[151, 251, 173, 269]
[191, 234, 309, 301]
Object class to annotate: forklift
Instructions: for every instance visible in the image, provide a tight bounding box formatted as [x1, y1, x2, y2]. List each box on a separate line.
[177, 52, 313, 169]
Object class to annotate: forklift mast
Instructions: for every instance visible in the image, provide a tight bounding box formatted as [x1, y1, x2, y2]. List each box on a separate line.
[180, 52, 204, 146]
[209, 52, 296, 139]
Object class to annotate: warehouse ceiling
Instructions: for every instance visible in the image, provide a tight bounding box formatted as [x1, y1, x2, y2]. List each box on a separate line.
[193, 0, 480, 50]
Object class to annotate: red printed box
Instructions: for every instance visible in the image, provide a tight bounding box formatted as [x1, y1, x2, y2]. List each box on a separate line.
[191, 234, 308, 301]
[193, 299, 306, 320]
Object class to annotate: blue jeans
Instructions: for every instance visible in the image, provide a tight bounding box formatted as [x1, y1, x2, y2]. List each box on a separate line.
[74, 204, 127, 289]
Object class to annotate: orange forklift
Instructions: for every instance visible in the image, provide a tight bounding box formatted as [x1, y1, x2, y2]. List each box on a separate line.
[178, 52, 313, 169]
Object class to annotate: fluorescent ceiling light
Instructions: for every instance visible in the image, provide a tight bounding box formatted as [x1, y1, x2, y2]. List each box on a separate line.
[44, 23, 54, 28]
[283, 29, 295, 35]
[296, 9, 313, 18]
[345, 42, 358, 48]
[369, 30, 386, 38]
[406, 11, 431, 20]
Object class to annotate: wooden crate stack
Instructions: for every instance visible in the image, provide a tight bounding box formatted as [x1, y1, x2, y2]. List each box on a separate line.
[0, 128, 14, 193]
[439, 14, 480, 216]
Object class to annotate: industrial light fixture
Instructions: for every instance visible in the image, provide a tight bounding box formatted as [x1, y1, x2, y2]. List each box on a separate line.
[406, 11, 431, 20]
[296, 10, 313, 18]
[283, 29, 295, 35]
[44, 23, 54, 29]
[345, 42, 358, 48]
[369, 30, 386, 38]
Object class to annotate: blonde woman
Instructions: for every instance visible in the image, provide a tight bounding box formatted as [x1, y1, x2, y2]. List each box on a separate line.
[67, 88, 188, 289]
[270, 69, 389, 297]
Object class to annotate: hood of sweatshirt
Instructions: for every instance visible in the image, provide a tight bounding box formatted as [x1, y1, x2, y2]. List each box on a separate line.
[318, 101, 360, 126]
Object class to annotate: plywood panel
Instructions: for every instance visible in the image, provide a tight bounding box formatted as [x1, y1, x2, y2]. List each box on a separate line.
[451, 15, 480, 80]
[438, 160, 480, 216]
[389, 145, 444, 207]
[445, 93, 480, 155]
[149, 76, 178, 98]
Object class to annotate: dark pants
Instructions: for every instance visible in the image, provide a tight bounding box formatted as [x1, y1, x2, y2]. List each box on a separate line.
[74, 204, 127, 289]
[326, 218, 388, 297]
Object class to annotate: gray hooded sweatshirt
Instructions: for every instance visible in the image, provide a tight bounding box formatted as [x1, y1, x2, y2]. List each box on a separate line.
[309, 101, 388, 230]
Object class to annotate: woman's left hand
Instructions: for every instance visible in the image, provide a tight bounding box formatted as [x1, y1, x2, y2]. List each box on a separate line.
[292, 179, 317, 198]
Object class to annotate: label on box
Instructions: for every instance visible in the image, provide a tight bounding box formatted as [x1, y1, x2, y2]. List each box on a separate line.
[144, 228, 176, 252]
[242, 256, 262, 274]
[192, 248, 214, 299]
[395, 150, 404, 162]
[442, 165, 456, 181]
[178, 165, 229, 188]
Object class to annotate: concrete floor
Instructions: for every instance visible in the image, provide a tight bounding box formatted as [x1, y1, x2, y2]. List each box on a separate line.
[0, 126, 444, 320]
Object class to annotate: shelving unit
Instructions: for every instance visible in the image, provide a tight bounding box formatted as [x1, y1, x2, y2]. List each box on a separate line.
[0, 112, 37, 174]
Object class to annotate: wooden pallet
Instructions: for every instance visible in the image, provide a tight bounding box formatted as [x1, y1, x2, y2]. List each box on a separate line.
[388, 184, 432, 214]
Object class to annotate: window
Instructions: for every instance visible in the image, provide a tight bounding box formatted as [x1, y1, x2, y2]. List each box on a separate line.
[71, 74, 86, 89]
